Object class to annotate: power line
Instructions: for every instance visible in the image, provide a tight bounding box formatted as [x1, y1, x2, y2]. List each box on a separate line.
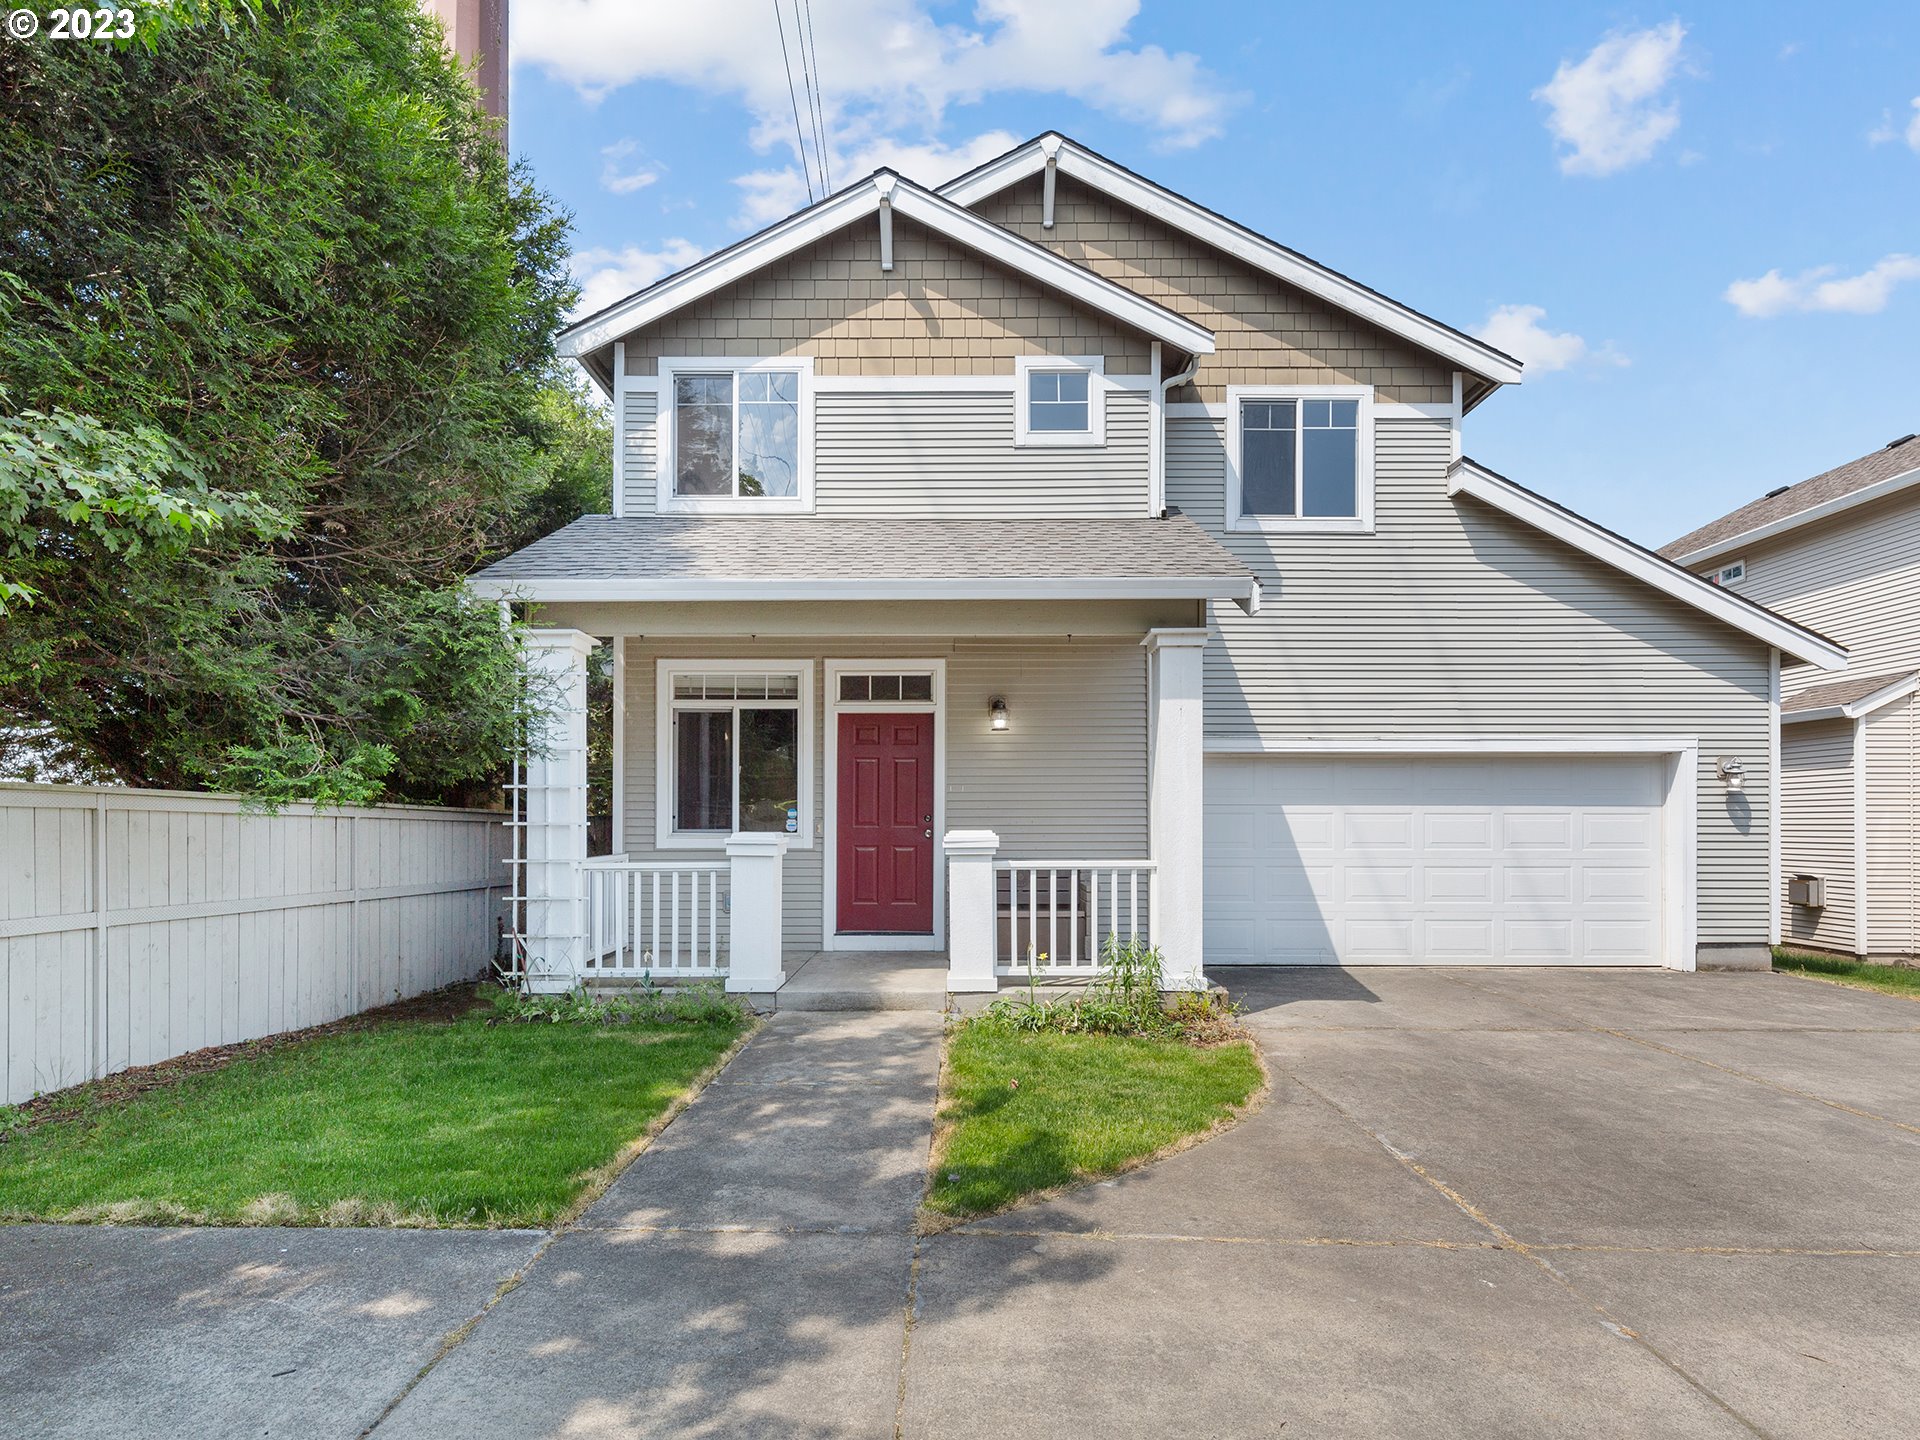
[800, 0, 832, 193]
[773, 0, 816, 203]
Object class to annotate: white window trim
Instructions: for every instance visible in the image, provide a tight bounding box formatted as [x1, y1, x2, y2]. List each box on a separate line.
[1708, 559, 1746, 587]
[1013, 355, 1107, 448]
[822, 659, 947, 952]
[656, 356, 816, 516]
[654, 659, 815, 851]
[1225, 383, 1375, 535]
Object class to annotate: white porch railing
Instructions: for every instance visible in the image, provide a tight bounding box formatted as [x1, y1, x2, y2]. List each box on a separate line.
[993, 860, 1156, 975]
[584, 856, 731, 977]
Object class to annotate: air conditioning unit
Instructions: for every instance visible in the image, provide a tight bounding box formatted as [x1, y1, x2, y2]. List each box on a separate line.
[1789, 874, 1825, 910]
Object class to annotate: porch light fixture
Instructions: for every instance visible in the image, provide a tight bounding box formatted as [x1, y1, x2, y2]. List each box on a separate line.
[1716, 756, 1746, 792]
[989, 696, 1010, 732]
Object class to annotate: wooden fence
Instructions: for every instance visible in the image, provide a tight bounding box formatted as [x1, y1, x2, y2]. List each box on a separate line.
[1, 783, 510, 1106]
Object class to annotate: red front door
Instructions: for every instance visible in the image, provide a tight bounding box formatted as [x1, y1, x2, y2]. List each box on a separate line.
[837, 713, 935, 935]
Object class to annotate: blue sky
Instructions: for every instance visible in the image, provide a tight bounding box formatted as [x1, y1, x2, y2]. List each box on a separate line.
[507, 2, 1920, 547]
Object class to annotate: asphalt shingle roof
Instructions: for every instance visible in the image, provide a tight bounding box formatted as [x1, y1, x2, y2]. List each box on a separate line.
[1661, 433, 1920, 561]
[1782, 670, 1920, 716]
[473, 512, 1255, 585]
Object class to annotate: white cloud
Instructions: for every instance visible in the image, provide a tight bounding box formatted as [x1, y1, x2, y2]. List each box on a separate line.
[598, 138, 660, 195]
[731, 129, 1022, 227]
[1534, 21, 1689, 177]
[570, 240, 706, 318]
[1725, 254, 1920, 317]
[1474, 304, 1627, 373]
[514, 0, 1233, 224]
[1867, 97, 1920, 151]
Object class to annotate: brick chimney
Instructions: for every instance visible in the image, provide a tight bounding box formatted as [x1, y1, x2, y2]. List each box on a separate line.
[420, 0, 508, 139]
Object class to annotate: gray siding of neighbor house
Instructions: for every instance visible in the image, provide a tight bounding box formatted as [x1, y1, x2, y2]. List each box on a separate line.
[1780, 718, 1860, 953]
[620, 387, 1152, 519]
[1866, 695, 1919, 956]
[1168, 414, 1777, 948]
[619, 634, 1148, 955]
[1718, 489, 1920, 699]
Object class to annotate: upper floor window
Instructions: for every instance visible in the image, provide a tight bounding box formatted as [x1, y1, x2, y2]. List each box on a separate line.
[1226, 385, 1374, 534]
[1014, 355, 1106, 447]
[1706, 559, 1746, 587]
[660, 358, 813, 513]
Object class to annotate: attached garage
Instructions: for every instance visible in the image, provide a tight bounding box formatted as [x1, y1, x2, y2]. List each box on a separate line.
[1204, 752, 1690, 967]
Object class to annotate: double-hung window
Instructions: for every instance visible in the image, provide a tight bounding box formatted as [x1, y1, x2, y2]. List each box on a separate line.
[661, 359, 812, 512]
[1014, 355, 1106, 447]
[658, 665, 812, 848]
[1227, 386, 1373, 532]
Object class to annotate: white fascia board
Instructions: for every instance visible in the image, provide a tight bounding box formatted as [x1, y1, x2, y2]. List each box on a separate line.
[557, 174, 1214, 360]
[1781, 673, 1920, 726]
[1448, 460, 1848, 672]
[469, 574, 1261, 613]
[1204, 733, 1700, 755]
[1668, 464, 1920, 569]
[940, 136, 1522, 388]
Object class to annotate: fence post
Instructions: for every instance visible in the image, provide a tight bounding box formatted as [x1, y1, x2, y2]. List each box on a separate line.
[944, 829, 1000, 993]
[724, 834, 785, 994]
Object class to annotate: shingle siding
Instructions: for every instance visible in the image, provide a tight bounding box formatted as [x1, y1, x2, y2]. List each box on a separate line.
[1169, 414, 1776, 947]
[1780, 718, 1860, 953]
[972, 174, 1455, 406]
[614, 214, 1152, 378]
[620, 634, 1147, 955]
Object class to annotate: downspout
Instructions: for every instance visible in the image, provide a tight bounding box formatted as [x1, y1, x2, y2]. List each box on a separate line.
[1154, 349, 1200, 518]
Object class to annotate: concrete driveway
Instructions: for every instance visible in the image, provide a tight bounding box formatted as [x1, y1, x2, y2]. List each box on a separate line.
[4, 969, 1918, 1438]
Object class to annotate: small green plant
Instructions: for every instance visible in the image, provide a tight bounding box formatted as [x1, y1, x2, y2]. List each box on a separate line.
[0, 1105, 27, 1139]
[972, 937, 1241, 1042]
[487, 978, 749, 1028]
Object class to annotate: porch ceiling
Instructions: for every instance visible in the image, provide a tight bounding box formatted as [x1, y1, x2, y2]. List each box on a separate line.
[469, 513, 1260, 613]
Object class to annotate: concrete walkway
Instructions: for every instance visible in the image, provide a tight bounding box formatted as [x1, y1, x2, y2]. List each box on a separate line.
[5, 971, 1919, 1437]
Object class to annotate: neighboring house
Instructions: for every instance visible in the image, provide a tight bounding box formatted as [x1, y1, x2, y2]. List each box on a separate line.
[473, 134, 1843, 996]
[1663, 437, 1920, 960]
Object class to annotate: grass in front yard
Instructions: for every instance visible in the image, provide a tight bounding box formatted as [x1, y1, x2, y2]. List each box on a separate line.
[924, 1026, 1263, 1220]
[0, 997, 747, 1227]
[1774, 948, 1920, 999]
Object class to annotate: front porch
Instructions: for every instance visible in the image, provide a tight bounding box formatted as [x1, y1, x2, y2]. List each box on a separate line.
[504, 620, 1213, 1001]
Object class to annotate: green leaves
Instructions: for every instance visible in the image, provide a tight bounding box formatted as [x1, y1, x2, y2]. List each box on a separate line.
[0, 0, 591, 805]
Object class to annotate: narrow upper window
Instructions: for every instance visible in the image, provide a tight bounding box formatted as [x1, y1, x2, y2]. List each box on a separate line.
[1014, 355, 1106, 446]
[1227, 387, 1373, 533]
[1707, 560, 1746, 587]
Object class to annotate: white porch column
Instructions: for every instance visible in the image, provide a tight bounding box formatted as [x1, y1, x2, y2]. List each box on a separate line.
[518, 628, 598, 993]
[725, 833, 785, 994]
[1143, 628, 1210, 991]
[945, 829, 1001, 993]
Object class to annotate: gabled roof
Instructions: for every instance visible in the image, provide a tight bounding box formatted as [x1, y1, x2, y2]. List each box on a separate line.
[938, 133, 1524, 394]
[1662, 433, 1920, 567]
[1782, 671, 1920, 725]
[557, 170, 1215, 364]
[1448, 459, 1847, 671]
[468, 512, 1261, 614]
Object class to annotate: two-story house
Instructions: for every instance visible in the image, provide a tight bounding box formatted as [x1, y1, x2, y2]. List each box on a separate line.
[474, 134, 1843, 997]
[1664, 436, 1920, 961]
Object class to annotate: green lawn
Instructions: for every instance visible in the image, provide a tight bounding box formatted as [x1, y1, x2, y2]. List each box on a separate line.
[1774, 949, 1920, 999]
[0, 1012, 745, 1227]
[924, 1027, 1263, 1220]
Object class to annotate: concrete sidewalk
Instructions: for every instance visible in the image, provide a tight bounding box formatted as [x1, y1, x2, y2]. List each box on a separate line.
[5, 970, 1918, 1438]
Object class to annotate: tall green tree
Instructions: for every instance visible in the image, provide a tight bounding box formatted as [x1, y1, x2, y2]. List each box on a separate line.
[0, 0, 608, 805]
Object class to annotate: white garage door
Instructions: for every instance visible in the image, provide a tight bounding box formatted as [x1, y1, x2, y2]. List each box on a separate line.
[1204, 755, 1665, 966]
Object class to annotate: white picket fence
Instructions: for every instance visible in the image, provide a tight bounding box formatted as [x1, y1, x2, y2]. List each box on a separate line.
[0, 782, 510, 1105]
